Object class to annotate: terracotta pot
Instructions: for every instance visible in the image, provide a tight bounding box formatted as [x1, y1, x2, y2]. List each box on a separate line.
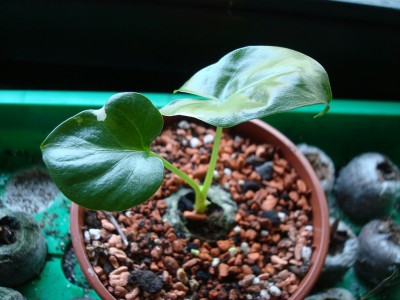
[70, 118, 330, 300]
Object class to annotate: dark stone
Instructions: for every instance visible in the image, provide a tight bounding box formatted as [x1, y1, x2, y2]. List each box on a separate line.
[288, 263, 311, 279]
[251, 264, 261, 275]
[85, 211, 101, 228]
[260, 210, 281, 226]
[137, 219, 146, 230]
[102, 259, 114, 275]
[128, 270, 163, 293]
[195, 270, 210, 281]
[186, 243, 198, 252]
[242, 181, 261, 193]
[175, 230, 186, 238]
[246, 155, 265, 167]
[255, 161, 274, 180]
[232, 235, 241, 246]
[280, 192, 289, 200]
[142, 257, 152, 266]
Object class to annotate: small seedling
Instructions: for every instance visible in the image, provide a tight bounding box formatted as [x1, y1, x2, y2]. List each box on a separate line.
[41, 46, 331, 212]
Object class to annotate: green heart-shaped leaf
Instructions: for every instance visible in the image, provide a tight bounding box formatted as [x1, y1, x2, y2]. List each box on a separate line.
[41, 93, 164, 211]
[160, 46, 332, 127]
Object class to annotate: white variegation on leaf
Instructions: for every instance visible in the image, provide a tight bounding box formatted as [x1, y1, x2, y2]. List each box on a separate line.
[160, 46, 332, 127]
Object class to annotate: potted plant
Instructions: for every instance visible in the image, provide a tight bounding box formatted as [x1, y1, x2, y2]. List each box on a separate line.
[41, 46, 331, 299]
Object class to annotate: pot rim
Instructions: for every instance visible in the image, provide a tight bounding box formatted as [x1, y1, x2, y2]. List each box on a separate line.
[70, 118, 330, 300]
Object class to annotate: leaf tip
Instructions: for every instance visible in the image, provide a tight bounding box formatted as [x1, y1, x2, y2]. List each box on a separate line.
[313, 104, 330, 118]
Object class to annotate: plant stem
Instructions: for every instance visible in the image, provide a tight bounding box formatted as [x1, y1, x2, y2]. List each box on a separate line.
[151, 152, 207, 213]
[201, 126, 223, 198]
[150, 127, 223, 214]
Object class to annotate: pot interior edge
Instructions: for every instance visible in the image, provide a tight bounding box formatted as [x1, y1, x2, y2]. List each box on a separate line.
[71, 203, 115, 300]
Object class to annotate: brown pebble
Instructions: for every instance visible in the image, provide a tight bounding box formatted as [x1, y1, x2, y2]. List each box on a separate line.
[109, 268, 129, 287]
[117, 214, 132, 226]
[238, 274, 254, 288]
[246, 284, 261, 293]
[93, 265, 103, 276]
[172, 240, 185, 253]
[234, 255, 243, 266]
[247, 252, 260, 264]
[228, 266, 241, 276]
[287, 284, 299, 294]
[245, 229, 258, 241]
[101, 219, 116, 232]
[193, 164, 209, 179]
[125, 287, 140, 300]
[242, 264, 253, 275]
[199, 252, 213, 262]
[150, 261, 159, 271]
[289, 259, 303, 266]
[107, 234, 123, 248]
[209, 289, 219, 298]
[289, 191, 299, 202]
[210, 248, 221, 257]
[109, 255, 119, 269]
[261, 195, 278, 210]
[271, 255, 288, 266]
[183, 258, 200, 270]
[296, 179, 307, 193]
[175, 290, 187, 298]
[150, 246, 162, 260]
[164, 256, 180, 274]
[173, 281, 189, 292]
[258, 273, 270, 280]
[109, 247, 127, 261]
[217, 240, 231, 252]
[164, 292, 178, 300]
[228, 289, 240, 300]
[114, 286, 127, 297]
[156, 199, 167, 209]
[218, 263, 229, 278]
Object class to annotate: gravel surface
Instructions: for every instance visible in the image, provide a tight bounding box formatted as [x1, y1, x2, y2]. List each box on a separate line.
[82, 121, 314, 300]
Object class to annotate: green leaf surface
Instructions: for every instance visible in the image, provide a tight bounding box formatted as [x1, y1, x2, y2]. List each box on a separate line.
[41, 93, 164, 211]
[161, 46, 332, 127]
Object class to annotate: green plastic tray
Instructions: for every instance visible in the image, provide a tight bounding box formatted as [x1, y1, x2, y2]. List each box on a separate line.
[0, 90, 399, 299]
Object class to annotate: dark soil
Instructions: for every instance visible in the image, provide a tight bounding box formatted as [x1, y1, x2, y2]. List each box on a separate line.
[62, 243, 92, 290]
[328, 218, 349, 255]
[177, 191, 233, 242]
[0, 216, 20, 245]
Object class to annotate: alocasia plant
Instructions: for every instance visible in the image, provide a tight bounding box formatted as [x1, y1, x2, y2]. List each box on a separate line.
[41, 46, 332, 212]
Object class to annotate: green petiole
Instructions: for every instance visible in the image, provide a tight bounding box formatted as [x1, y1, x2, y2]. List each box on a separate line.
[201, 126, 223, 198]
[150, 126, 223, 214]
